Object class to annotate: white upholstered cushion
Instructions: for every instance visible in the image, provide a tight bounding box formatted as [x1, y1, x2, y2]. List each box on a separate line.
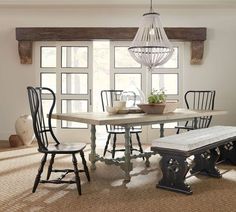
[152, 126, 236, 151]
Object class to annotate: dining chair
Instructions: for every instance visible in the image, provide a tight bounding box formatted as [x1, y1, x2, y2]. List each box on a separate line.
[175, 90, 216, 134]
[27, 86, 90, 195]
[101, 90, 143, 158]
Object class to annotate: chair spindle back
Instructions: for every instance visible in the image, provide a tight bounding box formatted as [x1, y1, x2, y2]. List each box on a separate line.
[184, 90, 216, 129]
[27, 86, 59, 151]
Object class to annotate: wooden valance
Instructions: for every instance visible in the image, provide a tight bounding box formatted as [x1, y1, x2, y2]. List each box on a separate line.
[15, 27, 206, 65]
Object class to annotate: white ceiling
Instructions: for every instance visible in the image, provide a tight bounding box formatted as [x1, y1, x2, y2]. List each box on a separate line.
[0, 0, 236, 7]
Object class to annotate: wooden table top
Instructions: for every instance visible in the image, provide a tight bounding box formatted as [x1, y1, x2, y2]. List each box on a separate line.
[51, 108, 227, 126]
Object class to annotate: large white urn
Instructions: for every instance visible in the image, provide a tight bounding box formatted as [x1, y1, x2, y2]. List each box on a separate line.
[15, 115, 35, 146]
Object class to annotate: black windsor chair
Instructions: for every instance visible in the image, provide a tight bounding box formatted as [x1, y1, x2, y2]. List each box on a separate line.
[175, 90, 216, 134]
[101, 90, 143, 158]
[27, 86, 90, 195]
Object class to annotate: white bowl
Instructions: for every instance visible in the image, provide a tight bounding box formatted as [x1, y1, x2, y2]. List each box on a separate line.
[106, 106, 119, 114]
[113, 101, 126, 110]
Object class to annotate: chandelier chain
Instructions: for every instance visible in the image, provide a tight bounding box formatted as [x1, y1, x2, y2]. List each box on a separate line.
[150, 0, 153, 13]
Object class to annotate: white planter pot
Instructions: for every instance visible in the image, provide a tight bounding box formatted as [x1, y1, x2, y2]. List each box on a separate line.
[15, 115, 35, 146]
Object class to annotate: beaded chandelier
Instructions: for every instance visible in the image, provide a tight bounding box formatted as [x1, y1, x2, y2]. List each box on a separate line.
[128, 0, 174, 71]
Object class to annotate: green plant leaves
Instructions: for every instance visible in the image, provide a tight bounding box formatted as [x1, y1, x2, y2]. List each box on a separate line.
[148, 89, 166, 104]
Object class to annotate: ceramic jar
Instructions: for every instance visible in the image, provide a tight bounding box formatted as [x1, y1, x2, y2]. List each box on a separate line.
[15, 115, 35, 146]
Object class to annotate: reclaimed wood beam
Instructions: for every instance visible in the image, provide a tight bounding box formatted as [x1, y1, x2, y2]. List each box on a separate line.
[16, 27, 206, 64]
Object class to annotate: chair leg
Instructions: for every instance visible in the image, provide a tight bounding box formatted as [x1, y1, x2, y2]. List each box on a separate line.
[47, 153, 55, 180]
[72, 154, 82, 195]
[32, 153, 47, 193]
[80, 151, 90, 182]
[136, 133, 144, 160]
[136, 133, 143, 153]
[112, 134, 117, 159]
[103, 133, 111, 157]
[176, 128, 180, 134]
[130, 135, 133, 154]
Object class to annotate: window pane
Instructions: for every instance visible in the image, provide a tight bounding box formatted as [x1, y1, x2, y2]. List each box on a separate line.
[152, 74, 178, 95]
[40, 73, 56, 93]
[42, 100, 56, 127]
[93, 41, 110, 113]
[61, 100, 88, 128]
[62, 47, 88, 68]
[41, 47, 56, 68]
[157, 47, 178, 69]
[115, 73, 141, 91]
[62, 73, 88, 94]
[115, 46, 141, 68]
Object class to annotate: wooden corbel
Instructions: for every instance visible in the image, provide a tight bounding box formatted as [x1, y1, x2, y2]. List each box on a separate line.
[191, 41, 204, 64]
[18, 41, 33, 64]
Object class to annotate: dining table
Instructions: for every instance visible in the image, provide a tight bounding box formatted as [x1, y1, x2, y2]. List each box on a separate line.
[51, 108, 226, 182]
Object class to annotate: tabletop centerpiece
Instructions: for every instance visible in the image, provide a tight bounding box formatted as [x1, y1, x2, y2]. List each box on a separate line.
[137, 89, 177, 114]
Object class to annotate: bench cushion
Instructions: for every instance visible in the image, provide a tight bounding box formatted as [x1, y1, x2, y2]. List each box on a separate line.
[152, 126, 236, 152]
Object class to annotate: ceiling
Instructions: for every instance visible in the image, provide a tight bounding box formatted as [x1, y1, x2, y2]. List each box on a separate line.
[0, 0, 236, 7]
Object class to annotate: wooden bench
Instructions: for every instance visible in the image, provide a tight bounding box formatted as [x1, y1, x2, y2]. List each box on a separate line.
[151, 126, 236, 195]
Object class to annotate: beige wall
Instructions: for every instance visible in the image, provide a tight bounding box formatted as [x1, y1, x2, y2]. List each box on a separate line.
[0, 5, 236, 139]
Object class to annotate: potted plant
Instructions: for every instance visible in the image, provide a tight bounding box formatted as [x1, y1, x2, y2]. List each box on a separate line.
[137, 89, 177, 114]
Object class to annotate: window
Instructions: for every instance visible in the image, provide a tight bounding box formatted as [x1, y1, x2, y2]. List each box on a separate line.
[61, 46, 88, 68]
[37, 42, 92, 134]
[40, 47, 57, 68]
[150, 46, 183, 129]
[114, 46, 141, 68]
[61, 73, 88, 95]
[36, 41, 183, 141]
[111, 41, 146, 99]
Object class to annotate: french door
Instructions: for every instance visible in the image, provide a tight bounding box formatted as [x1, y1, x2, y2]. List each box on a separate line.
[35, 41, 93, 142]
[35, 40, 183, 143]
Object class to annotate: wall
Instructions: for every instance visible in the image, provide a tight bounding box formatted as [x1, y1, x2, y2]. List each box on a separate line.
[0, 5, 236, 140]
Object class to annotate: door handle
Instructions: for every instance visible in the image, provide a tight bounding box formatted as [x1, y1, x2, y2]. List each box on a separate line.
[89, 89, 92, 105]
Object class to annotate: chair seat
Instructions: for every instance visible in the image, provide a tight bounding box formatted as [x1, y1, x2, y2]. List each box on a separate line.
[108, 128, 142, 134]
[40, 143, 87, 154]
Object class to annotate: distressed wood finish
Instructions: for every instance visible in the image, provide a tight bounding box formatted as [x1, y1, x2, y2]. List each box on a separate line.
[16, 27, 206, 64]
[18, 41, 33, 64]
[51, 109, 225, 182]
[191, 148, 221, 178]
[219, 142, 236, 164]
[191, 41, 204, 64]
[16, 27, 206, 41]
[151, 127, 236, 194]
[50, 109, 226, 126]
[158, 154, 192, 194]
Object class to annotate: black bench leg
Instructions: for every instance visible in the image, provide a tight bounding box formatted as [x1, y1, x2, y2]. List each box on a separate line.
[191, 148, 221, 178]
[158, 154, 192, 195]
[219, 141, 236, 165]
